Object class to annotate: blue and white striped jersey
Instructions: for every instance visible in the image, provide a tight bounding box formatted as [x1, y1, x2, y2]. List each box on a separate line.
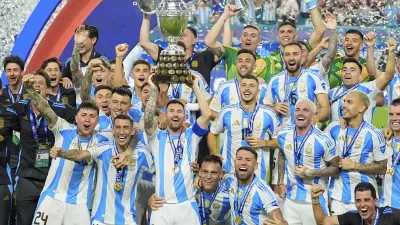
[386, 73, 400, 106]
[277, 124, 337, 205]
[380, 137, 400, 208]
[168, 71, 211, 125]
[42, 118, 113, 205]
[328, 81, 381, 123]
[90, 140, 154, 225]
[325, 121, 389, 204]
[195, 181, 231, 225]
[224, 174, 279, 225]
[96, 110, 112, 131]
[309, 62, 329, 90]
[129, 87, 142, 109]
[210, 104, 278, 182]
[263, 69, 328, 126]
[258, 84, 268, 105]
[147, 122, 208, 203]
[210, 78, 268, 113]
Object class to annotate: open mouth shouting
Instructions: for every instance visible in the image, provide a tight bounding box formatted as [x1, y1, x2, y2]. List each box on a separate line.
[242, 90, 252, 98]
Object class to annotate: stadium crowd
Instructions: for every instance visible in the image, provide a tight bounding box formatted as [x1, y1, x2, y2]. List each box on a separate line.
[1, 0, 400, 225]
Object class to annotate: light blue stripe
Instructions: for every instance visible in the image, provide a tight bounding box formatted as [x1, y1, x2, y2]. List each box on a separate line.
[222, 112, 233, 173]
[158, 132, 167, 198]
[114, 167, 126, 225]
[93, 148, 111, 222]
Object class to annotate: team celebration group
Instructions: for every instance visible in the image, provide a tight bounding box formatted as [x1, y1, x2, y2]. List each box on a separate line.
[1, 1, 400, 225]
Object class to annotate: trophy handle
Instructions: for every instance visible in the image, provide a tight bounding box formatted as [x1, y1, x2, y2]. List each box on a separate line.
[137, 0, 159, 15]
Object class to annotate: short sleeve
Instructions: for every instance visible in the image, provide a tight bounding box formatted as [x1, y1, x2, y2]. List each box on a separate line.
[372, 131, 390, 161]
[209, 86, 223, 112]
[210, 109, 226, 135]
[322, 136, 337, 162]
[312, 73, 328, 94]
[88, 143, 109, 163]
[337, 211, 360, 225]
[50, 117, 74, 141]
[259, 191, 279, 214]
[363, 81, 381, 100]
[263, 79, 275, 105]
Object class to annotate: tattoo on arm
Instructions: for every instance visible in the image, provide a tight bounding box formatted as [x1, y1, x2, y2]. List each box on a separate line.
[278, 150, 286, 184]
[81, 67, 94, 103]
[355, 159, 387, 175]
[209, 47, 224, 59]
[70, 44, 81, 76]
[60, 149, 88, 161]
[144, 86, 158, 134]
[26, 87, 58, 128]
[310, 156, 340, 177]
[269, 209, 287, 224]
[321, 30, 338, 71]
[73, 73, 83, 89]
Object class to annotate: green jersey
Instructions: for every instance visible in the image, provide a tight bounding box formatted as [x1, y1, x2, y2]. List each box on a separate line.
[328, 56, 370, 89]
[223, 46, 275, 83]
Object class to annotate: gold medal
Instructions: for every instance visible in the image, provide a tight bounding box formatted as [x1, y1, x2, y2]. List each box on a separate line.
[172, 166, 180, 174]
[235, 216, 242, 224]
[114, 183, 122, 191]
[387, 167, 395, 176]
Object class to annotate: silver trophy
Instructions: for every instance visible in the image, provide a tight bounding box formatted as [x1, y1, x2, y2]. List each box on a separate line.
[222, 0, 250, 11]
[138, 0, 191, 84]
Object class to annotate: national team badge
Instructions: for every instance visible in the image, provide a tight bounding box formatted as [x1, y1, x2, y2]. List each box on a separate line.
[355, 139, 362, 148]
[256, 120, 261, 129]
[213, 203, 220, 209]
[285, 144, 292, 151]
[387, 167, 395, 176]
[299, 82, 306, 91]
[0, 117, 4, 128]
[62, 96, 68, 104]
[23, 94, 28, 100]
[130, 160, 136, 168]
[305, 147, 312, 155]
[191, 60, 198, 68]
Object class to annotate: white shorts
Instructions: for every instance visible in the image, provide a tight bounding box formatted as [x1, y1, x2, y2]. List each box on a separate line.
[150, 198, 200, 225]
[330, 198, 357, 215]
[282, 198, 329, 225]
[135, 179, 155, 224]
[32, 195, 90, 225]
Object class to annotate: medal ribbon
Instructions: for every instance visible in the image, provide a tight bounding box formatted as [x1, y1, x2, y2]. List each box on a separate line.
[77, 135, 94, 151]
[234, 177, 256, 219]
[113, 141, 125, 188]
[167, 130, 184, 168]
[172, 84, 181, 99]
[239, 103, 260, 136]
[342, 121, 366, 158]
[200, 184, 221, 224]
[391, 138, 400, 166]
[330, 83, 360, 104]
[7, 84, 24, 103]
[29, 108, 48, 142]
[283, 69, 304, 102]
[293, 126, 314, 166]
[56, 88, 62, 102]
[361, 207, 379, 225]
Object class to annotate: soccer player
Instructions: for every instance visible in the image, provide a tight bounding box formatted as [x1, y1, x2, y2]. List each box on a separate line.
[209, 75, 278, 182]
[276, 98, 339, 224]
[224, 146, 288, 225]
[149, 155, 231, 225]
[93, 85, 113, 130]
[63, 25, 109, 81]
[209, 49, 267, 120]
[144, 74, 211, 225]
[0, 104, 19, 224]
[140, 15, 219, 85]
[325, 90, 389, 215]
[10, 70, 76, 225]
[380, 98, 400, 208]
[264, 42, 330, 126]
[0, 55, 28, 106]
[51, 114, 153, 225]
[311, 183, 400, 225]
[328, 38, 396, 123]
[127, 59, 151, 108]
[40, 57, 76, 107]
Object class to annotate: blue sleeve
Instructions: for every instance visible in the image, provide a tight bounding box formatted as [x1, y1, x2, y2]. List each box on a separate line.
[192, 121, 209, 136]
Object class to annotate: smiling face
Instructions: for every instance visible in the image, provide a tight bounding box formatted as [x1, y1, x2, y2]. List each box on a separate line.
[234, 150, 258, 183]
[92, 66, 110, 87]
[240, 27, 260, 52]
[341, 92, 365, 120]
[200, 161, 223, 193]
[236, 53, 256, 77]
[44, 62, 61, 88]
[294, 101, 314, 130]
[344, 33, 363, 58]
[166, 103, 185, 132]
[140, 85, 151, 109]
[277, 25, 297, 47]
[240, 78, 259, 104]
[342, 62, 361, 88]
[110, 93, 132, 120]
[94, 89, 112, 114]
[131, 63, 150, 89]
[5, 62, 23, 87]
[76, 108, 98, 138]
[33, 75, 48, 99]
[112, 118, 135, 148]
[355, 190, 378, 220]
[283, 44, 302, 74]
[389, 104, 400, 134]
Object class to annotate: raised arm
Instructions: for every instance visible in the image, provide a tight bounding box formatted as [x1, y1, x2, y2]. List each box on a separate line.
[144, 75, 159, 136]
[112, 43, 129, 87]
[70, 25, 86, 80]
[222, 17, 232, 47]
[320, 12, 338, 71]
[365, 32, 383, 79]
[80, 59, 98, 103]
[204, 4, 238, 59]
[315, 93, 330, 123]
[191, 76, 211, 129]
[23, 73, 58, 129]
[375, 37, 397, 91]
[307, 1, 325, 49]
[311, 185, 340, 225]
[139, 15, 160, 61]
[51, 146, 91, 162]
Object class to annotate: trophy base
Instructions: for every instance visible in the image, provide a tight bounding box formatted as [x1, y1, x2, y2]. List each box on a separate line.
[155, 48, 192, 84]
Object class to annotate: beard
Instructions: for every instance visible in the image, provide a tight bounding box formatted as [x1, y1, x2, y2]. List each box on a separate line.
[286, 62, 301, 73]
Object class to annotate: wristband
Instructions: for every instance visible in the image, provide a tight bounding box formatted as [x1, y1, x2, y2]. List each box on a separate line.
[303, 0, 317, 10]
[312, 199, 320, 205]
